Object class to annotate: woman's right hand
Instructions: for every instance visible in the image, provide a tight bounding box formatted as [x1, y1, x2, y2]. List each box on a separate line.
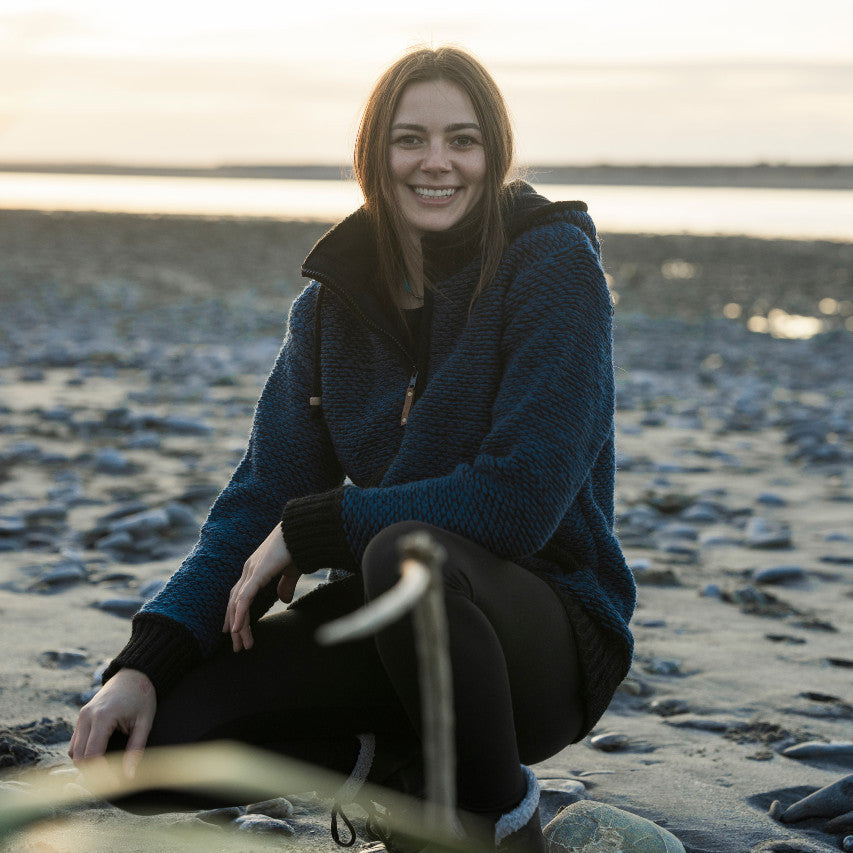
[68, 668, 156, 779]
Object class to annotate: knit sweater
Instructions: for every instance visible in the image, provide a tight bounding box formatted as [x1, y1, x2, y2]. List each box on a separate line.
[105, 181, 636, 737]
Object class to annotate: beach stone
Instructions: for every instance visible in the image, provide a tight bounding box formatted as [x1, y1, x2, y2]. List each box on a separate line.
[95, 530, 135, 551]
[31, 560, 89, 590]
[649, 698, 690, 717]
[780, 774, 853, 822]
[825, 811, 853, 833]
[540, 783, 589, 827]
[746, 518, 792, 549]
[752, 566, 806, 585]
[160, 414, 213, 436]
[108, 507, 171, 536]
[175, 483, 221, 504]
[246, 797, 295, 819]
[820, 554, 853, 565]
[589, 732, 630, 752]
[38, 649, 88, 669]
[125, 431, 161, 450]
[0, 718, 74, 768]
[197, 805, 246, 825]
[92, 448, 136, 475]
[781, 741, 853, 762]
[768, 800, 784, 820]
[765, 634, 806, 644]
[679, 503, 720, 523]
[721, 585, 799, 618]
[643, 658, 683, 677]
[164, 501, 199, 529]
[139, 578, 167, 599]
[233, 814, 295, 836]
[543, 800, 686, 852]
[750, 842, 831, 852]
[756, 492, 788, 507]
[842, 836, 853, 853]
[700, 583, 723, 598]
[663, 715, 732, 733]
[0, 516, 26, 536]
[93, 597, 145, 618]
[22, 504, 69, 525]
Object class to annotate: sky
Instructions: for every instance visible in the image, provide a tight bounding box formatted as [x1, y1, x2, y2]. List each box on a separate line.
[1, 0, 852, 166]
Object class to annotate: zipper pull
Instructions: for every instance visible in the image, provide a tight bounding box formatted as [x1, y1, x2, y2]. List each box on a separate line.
[400, 371, 418, 426]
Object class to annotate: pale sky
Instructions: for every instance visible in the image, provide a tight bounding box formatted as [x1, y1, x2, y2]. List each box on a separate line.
[2, 0, 852, 165]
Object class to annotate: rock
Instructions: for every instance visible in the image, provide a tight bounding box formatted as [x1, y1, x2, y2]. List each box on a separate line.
[825, 811, 853, 833]
[38, 649, 88, 669]
[768, 799, 784, 820]
[765, 634, 806, 644]
[721, 586, 799, 618]
[752, 566, 806, 585]
[588, 732, 630, 752]
[643, 658, 683, 677]
[751, 841, 833, 852]
[93, 597, 145, 618]
[246, 797, 295, 819]
[781, 741, 853, 762]
[543, 800, 686, 852]
[160, 414, 213, 436]
[756, 493, 788, 507]
[820, 554, 853, 565]
[539, 780, 589, 826]
[0, 718, 74, 768]
[746, 517, 792, 549]
[22, 504, 69, 525]
[197, 805, 246, 825]
[92, 448, 136, 475]
[30, 560, 89, 590]
[164, 502, 199, 529]
[780, 773, 853, 822]
[649, 698, 690, 717]
[662, 715, 732, 733]
[233, 814, 295, 836]
[842, 836, 853, 853]
[0, 516, 26, 537]
[139, 578, 167, 599]
[700, 583, 723, 598]
[108, 507, 171, 536]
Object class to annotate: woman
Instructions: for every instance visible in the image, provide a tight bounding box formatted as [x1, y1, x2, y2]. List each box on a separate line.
[69, 46, 636, 852]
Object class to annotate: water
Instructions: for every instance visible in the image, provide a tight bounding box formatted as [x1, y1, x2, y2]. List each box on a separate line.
[1, 171, 852, 240]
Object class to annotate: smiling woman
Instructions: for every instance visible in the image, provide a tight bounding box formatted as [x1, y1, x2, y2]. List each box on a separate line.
[70, 45, 635, 853]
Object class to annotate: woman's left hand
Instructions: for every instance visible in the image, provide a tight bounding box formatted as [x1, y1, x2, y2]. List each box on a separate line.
[223, 522, 300, 652]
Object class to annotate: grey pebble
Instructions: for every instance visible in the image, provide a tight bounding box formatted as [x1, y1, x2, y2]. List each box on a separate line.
[197, 806, 246, 825]
[164, 502, 199, 529]
[680, 503, 721, 523]
[31, 561, 89, 589]
[246, 797, 295, 819]
[233, 814, 295, 836]
[160, 414, 213, 436]
[756, 493, 788, 507]
[38, 649, 88, 669]
[649, 698, 690, 717]
[93, 597, 145, 618]
[752, 566, 806, 585]
[820, 554, 853, 565]
[588, 732, 629, 752]
[781, 741, 853, 762]
[661, 715, 732, 733]
[109, 507, 171, 536]
[745, 517, 792, 549]
[22, 504, 69, 525]
[700, 583, 723, 598]
[842, 836, 853, 853]
[643, 658, 682, 676]
[701, 534, 743, 548]
[0, 516, 26, 536]
[93, 448, 136, 475]
[125, 432, 161, 450]
[825, 812, 853, 833]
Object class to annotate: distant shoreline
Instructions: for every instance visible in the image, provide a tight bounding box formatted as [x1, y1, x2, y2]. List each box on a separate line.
[2, 162, 853, 190]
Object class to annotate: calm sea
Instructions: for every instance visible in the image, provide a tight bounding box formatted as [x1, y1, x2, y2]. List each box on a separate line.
[1, 171, 851, 241]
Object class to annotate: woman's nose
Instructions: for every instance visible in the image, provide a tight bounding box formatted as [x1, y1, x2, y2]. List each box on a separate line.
[421, 141, 451, 172]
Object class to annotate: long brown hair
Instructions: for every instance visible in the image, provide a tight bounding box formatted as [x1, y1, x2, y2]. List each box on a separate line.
[354, 46, 515, 310]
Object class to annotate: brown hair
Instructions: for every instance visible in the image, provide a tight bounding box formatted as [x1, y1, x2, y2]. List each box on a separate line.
[354, 46, 515, 311]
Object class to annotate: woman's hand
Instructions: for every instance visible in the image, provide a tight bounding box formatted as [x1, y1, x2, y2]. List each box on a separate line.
[68, 668, 156, 779]
[223, 522, 300, 652]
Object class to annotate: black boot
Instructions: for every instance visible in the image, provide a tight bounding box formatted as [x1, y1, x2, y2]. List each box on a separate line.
[494, 766, 545, 853]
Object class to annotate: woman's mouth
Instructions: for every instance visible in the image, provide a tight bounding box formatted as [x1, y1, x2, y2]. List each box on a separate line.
[412, 186, 458, 199]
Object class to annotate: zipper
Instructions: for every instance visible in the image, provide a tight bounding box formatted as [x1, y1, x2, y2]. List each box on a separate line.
[400, 370, 417, 426]
[303, 270, 421, 428]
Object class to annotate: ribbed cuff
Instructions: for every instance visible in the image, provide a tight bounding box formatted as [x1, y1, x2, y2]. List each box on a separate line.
[102, 613, 202, 699]
[281, 487, 359, 574]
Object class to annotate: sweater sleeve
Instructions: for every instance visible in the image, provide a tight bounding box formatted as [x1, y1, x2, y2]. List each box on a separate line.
[282, 237, 615, 573]
[107, 283, 345, 685]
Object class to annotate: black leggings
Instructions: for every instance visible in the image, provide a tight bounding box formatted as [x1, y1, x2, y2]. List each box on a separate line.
[122, 522, 584, 815]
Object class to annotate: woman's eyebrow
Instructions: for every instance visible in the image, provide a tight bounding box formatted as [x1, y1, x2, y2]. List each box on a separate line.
[391, 122, 482, 133]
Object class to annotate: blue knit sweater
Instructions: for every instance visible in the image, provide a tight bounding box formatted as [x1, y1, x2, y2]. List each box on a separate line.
[107, 182, 636, 734]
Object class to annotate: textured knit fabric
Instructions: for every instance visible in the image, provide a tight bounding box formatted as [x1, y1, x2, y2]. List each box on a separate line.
[106, 181, 636, 732]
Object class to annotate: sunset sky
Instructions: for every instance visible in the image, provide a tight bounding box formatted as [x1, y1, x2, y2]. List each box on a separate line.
[2, 0, 852, 166]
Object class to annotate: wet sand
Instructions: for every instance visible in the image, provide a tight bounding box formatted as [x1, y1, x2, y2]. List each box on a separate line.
[0, 210, 851, 852]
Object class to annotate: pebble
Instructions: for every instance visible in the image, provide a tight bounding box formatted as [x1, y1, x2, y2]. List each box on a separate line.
[38, 649, 88, 669]
[197, 805, 245, 825]
[588, 732, 630, 752]
[539, 779, 589, 826]
[139, 578, 168, 599]
[745, 517, 792, 549]
[649, 698, 690, 717]
[662, 715, 732, 733]
[233, 814, 295, 836]
[108, 507, 171, 536]
[246, 797, 295, 819]
[825, 812, 853, 833]
[752, 566, 806, 585]
[93, 597, 145, 618]
[756, 492, 788, 507]
[781, 741, 853, 762]
[92, 448, 136, 475]
[0, 516, 26, 536]
[643, 658, 683, 677]
[780, 773, 853, 822]
[30, 560, 89, 590]
[820, 554, 853, 565]
[842, 836, 853, 852]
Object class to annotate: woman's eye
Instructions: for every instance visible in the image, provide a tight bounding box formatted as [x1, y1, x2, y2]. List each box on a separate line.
[452, 136, 477, 148]
[394, 135, 421, 146]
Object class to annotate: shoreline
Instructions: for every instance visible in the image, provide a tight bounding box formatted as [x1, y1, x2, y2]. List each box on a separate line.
[2, 162, 853, 190]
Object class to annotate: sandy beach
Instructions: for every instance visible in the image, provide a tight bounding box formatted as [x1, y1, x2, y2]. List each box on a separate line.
[1, 209, 851, 852]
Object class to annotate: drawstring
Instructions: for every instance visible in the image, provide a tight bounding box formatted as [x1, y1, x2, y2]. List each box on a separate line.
[330, 732, 376, 847]
[310, 285, 324, 419]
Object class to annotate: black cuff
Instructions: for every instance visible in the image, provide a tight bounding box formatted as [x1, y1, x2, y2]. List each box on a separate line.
[102, 613, 202, 699]
[281, 487, 359, 574]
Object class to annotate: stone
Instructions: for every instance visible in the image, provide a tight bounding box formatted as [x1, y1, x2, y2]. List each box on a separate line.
[246, 797, 295, 819]
[233, 814, 295, 836]
[756, 493, 788, 507]
[543, 800, 685, 852]
[781, 741, 853, 762]
[780, 773, 853, 822]
[0, 516, 26, 537]
[842, 836, 853, 853]
[643, 658, 682, 677]
[588, 732, 630, 752]
[197, 805, 245, 825]
[30, 561, 89, 590]
[92, 448, 136, 475]
[649, 698, 690, 717]
[93, 597, 145, 618]
[109, 507, 171, 536]
[38, 649, 88, 669]
[746, 517, 792, 549]
[752, 566, 806, 585]
[139, 578, 167, 599]
[825, 811, 853, 833]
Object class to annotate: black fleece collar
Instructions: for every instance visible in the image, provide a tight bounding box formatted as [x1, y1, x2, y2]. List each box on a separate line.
[300, 180, 588, 299]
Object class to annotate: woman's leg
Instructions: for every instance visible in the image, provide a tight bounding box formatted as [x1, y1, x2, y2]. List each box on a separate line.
[109, 575, 418, 810]
[361, 521, 584, 818]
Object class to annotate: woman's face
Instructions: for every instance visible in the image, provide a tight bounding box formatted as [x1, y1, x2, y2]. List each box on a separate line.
[388, 79, 487, 242]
